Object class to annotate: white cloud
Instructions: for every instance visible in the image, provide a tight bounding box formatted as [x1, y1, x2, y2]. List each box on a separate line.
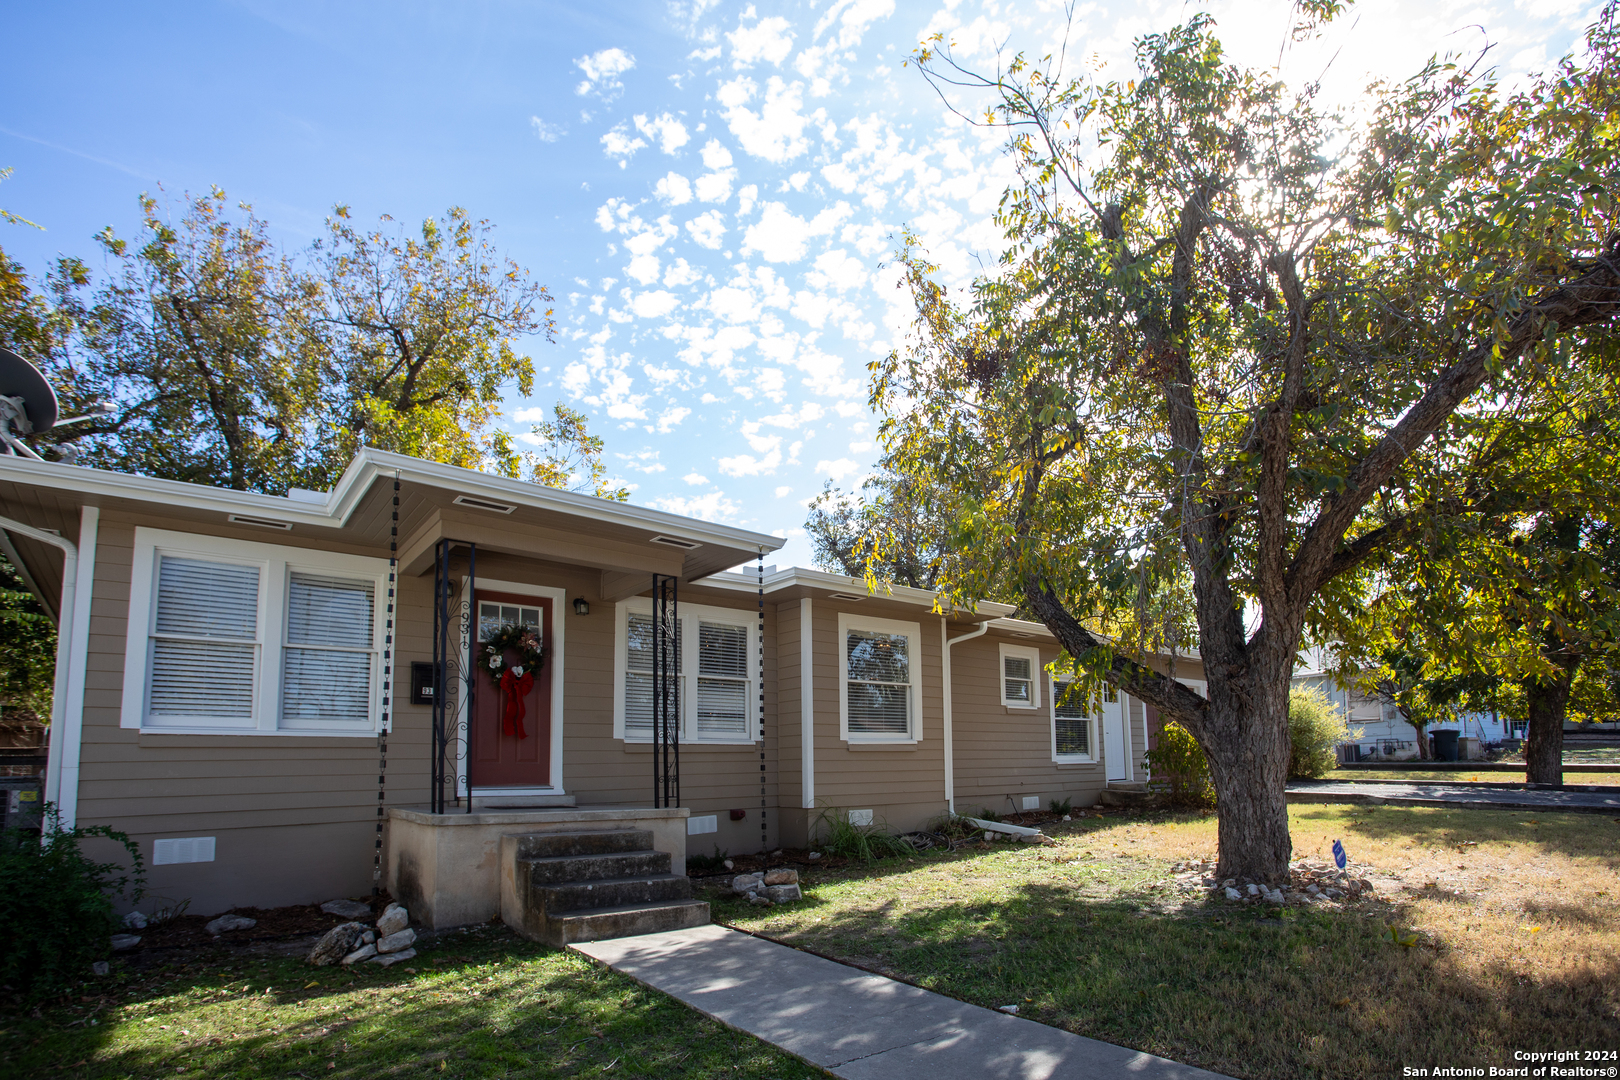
[617, 449, 666, 474]
[728, 15, 795, 68]
[601, 124, 647, 166]
[649, 491, 741, 522]
[654, 172, 693, 205]
[686, 209, 727, 249]
[774, 485, 792, 498]
[657, 406, 691, 433]
[511, 406, 551, 423]
[530, 116, 564, 142]
[631, 290, 678, 318]
[626, 255, 661, 285]
[575, 47, 636, 98]
[760, 401, 824, 428]
[806, 248, 869, 291]
[694, 169, 736, 203]
[737, 184, 758, 216]
[741, 201, 852, 263]
[700, 139, 734, 170]
[633, 112, 690, 155]
[716, 76, 821, 164]
[814, 0, 895, 47]
[816, 457, 860, 481]
[663, 257, 702, 287]
[684, 472, 710, 485]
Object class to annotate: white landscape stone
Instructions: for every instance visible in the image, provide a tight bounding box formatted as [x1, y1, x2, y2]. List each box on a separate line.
[206, 914, 257, 935]
[370, 948, 416, 967]
[375, 904, 409, 937]
[376, 928, 417, 954]
[321, 899, 374, 920]
[1224, 887, 1242, 901]
[342, 944, 378, 965]
[731, 872, 765, 894]
[762, 868, 798, 886]
[762, 883, 801, 903]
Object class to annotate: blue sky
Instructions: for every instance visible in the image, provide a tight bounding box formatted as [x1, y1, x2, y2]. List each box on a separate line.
[1, 0, 1599, 567]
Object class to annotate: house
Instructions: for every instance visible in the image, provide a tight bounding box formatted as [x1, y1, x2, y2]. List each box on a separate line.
[1, 448, 1201, 930]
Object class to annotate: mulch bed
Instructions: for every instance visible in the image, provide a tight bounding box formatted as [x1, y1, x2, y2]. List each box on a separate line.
[126, 896, 393, 953]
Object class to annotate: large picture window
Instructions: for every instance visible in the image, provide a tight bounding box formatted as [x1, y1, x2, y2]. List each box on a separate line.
[614, 599, 757, 744]
[122, 529, 388, 736]
[838, 613, 921, 743]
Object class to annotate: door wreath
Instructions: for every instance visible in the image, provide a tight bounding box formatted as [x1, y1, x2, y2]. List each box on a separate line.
[480, 624, 545, 739]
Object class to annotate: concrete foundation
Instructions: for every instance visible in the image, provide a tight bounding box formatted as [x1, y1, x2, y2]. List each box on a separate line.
[386, 805, 689, 929]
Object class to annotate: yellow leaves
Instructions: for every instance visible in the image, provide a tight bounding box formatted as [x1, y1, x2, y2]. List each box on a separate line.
[1381, 926, 1421, 948]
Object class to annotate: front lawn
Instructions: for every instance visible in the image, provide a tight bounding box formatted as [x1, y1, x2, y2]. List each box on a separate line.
[1333, 768, 1620, 784]
[707, 804, 1619, 1080]
[0, 924, 825, 1079]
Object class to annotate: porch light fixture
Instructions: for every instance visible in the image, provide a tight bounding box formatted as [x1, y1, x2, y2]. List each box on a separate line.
[573, 597, 590, 616]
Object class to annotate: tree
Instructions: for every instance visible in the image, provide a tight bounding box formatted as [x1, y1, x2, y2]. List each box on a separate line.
[804, 461, 956, 590]
[0, 551, 54, 728]
[303, 206, 554, 486]
[880, 10, 1620, 882]
[511, 403, 629, 501]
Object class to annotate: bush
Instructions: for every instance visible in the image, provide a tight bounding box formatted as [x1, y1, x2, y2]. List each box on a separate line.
[1144, 722, 1216, 808]
[1289, 685, 1355, 778]
[0, 805, 144, 1002]
[1049, 797, 1072, 816]
[813, 809, 913, 861]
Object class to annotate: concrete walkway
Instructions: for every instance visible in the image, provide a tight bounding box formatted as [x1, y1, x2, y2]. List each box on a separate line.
[1287, 779, 1620, 814]
[573, 924, 1231, 1080]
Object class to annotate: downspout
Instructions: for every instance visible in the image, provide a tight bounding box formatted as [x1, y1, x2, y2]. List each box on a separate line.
[0, 511, 81, 826]
[942, 617, 991, 815]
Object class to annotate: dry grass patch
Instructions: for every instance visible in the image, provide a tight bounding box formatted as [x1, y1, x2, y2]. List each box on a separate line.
[1336, 769, 1620, 784]
[708, 805, 1619, 1080]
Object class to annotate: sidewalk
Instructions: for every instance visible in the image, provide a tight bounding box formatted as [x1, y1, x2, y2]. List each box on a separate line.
[1287, 780, 1620, 814]
[572, 924, 1232, 1080]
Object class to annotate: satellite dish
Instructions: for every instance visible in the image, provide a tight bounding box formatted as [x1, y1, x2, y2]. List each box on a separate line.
[0, 346, 58, 434]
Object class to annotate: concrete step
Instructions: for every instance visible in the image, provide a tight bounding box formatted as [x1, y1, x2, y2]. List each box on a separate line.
[535, 872, 694, 913]
[509, 830, 656, 859]
[546, 899, 711, 946]
[520, 849, 671, 885]
[1099, 787, 1159, 807]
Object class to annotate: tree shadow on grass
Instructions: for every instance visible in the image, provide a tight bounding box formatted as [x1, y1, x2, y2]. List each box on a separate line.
[740, 881, 1618, 1080]
[1295, 803, 1620, 864]
[1, 931, 823, 1080]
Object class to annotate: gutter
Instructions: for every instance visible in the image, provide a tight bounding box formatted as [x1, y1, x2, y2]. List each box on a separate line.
[0, 509, 93, 828]
[941, 619, 992, 814]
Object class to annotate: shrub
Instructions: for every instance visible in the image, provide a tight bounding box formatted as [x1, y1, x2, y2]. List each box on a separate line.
[1144, 721, 1216, 808]
[813, 809, 913, 861]
[1289, 685, 1356, 778]
[686, 845, 730, 874]
[1049, 797, 1073, 816]
[0, 806, 143, 1001]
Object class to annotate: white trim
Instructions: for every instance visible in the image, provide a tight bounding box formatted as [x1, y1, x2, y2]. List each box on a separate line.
[458, 578, 568, 794]
[1050, 673, 1099, 765]
[800, 598, 815, 809]
[57, 507, 97, 826]
[613, 595, 762, 745]
[120, 527, 389, 737]
[943, 620, 990, 813]
[999, 642, 1042, 709]
[837, 611, 923, 744]
[3, 515, 77, 820]
[699, 565, 1017, 618]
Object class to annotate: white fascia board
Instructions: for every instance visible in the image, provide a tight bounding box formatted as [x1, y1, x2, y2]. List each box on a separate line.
[698, 565, 1017, 618]
[0, 449, 786, 554]
[986, 616, 1205, 662]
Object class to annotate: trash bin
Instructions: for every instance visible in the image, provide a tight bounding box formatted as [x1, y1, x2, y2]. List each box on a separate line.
[1431, 729, 1459, 762]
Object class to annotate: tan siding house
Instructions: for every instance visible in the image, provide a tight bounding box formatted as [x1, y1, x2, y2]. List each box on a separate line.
[3, 448, 1201, 924]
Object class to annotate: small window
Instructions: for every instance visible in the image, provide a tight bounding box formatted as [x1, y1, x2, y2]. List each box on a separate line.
[696, 621, 749, 737]
[1000, 644, 1042, 708]
[839, 613, 921, 742]
[282, 573, 376, 729]
[1052, 677, 1096, 763]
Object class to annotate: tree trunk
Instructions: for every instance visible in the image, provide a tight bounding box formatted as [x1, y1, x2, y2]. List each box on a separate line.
[1523, 672, 1571, 787]
[1405, 715, 1432, 761]
[1202, 662, 1295, 886]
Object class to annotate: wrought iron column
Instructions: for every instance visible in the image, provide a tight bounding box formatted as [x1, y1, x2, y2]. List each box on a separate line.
[652, 573, 680, 807]
[430, 539, 477, 815]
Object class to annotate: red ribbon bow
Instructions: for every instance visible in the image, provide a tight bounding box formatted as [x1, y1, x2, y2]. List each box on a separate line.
[499, 668, 535, 739]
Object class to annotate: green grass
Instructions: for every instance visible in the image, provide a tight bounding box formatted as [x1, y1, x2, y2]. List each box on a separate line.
[1337, 768, 1620, 783]
[0, 924, 825, 1080]
[705, 806, 1619, 1080]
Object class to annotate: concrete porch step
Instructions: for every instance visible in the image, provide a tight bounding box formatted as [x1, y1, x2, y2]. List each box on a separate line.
[546, 899, 711, 945]
[1099, 785, 1158, 807]
[520, 849, 672, 885]
[534, 872, 694, 912]
[510, 829, 656, 859]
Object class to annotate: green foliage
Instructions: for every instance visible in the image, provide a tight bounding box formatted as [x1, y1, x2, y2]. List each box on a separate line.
[1049, 797, 1072, 815]
[974, 807, 1003, 823]
[1143, 722, 1215, 808]
[518, 403, 629, 501]
[0, 551, 54, 724]
[804, 458, 957, 592]
[686, 845, 730, 874]
[813, 809, 913, 861]
[0, 806, 144, 1002]
[1288, 686, 1355, 779]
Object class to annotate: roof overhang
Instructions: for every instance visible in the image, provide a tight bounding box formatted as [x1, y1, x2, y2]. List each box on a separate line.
[698, 565, 1017, 620]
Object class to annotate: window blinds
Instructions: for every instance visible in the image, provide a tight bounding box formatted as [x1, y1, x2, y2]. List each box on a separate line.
[149, 557, 260, 725]
[1004, 654, 1033, 704]
[696, 621, 749, 736]
[1053, 681, 1091, 758]
[846, 628, 910, 734]
[625, 612, 680, 738]
[282, 573, 374, 728]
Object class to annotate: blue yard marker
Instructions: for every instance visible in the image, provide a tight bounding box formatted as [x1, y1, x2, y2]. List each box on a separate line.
[1332, 839, 1347, 870]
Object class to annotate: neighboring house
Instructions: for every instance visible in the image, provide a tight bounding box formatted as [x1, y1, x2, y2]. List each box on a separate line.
[1, 449, 1200, 925]
[1292, 648, 1513, 760]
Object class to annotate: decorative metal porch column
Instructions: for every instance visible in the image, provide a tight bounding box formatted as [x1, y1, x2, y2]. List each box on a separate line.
[431, 539, 477, 814]
[652, 573, 680, 807]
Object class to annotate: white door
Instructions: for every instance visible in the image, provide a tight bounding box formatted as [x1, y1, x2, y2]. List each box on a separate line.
[1102, 691, 1131, 782]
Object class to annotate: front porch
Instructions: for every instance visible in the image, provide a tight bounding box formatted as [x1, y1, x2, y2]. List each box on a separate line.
[386, 805, 691, 930]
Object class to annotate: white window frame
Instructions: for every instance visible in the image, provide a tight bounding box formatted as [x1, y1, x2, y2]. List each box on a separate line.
[121, 527, 389, 737]
[837, 612, 923, 744]
[999, 643, 1042, 709]
[612, 597, 760, 745]
[1050, 674, 1099, 764]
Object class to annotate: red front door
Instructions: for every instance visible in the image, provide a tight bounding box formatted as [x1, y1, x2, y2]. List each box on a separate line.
[469, 591, 553, 788]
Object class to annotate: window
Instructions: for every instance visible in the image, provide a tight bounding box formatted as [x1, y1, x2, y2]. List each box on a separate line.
[838, 613, 921, 743]
[614, 599, 756, 743]
[1052, 677, 1097, 763]
[122, 528, 388, 736]
[1000, 644, 1041, 708]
